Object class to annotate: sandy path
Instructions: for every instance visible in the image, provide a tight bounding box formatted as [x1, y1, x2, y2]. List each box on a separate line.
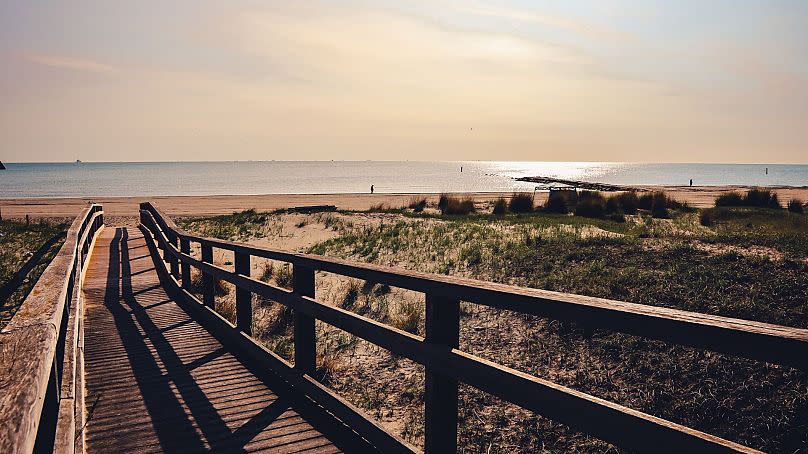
[1, 186, 807, 219]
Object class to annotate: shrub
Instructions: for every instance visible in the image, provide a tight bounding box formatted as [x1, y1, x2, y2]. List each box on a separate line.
[492, 197, 508, 215]
[341, 281, 360, 309]
[699, 210, 714, 226]
[743, 189, 780, 208]
[605, 197, 620, 214]
[578, 190, 605, 203]
[637, 192, 654, 210]
[767, 193, 781, 209]
[274, 263, 293, 289]
[190, 270, 229, 296]
[715, 192, 744, 207]
[259, 262, 274, 282]
[438, 194, 450, 212]
[610, 192, 639, 214]
[314, 353, 342, 385]
[259, 303, 293, 335]
[408, 197, 427, 213]
[574, 197, 606, 219]
[440, 195, 475, 215]
[788, 198, 805, 213]
[508, 193, 534, 213]
[717, 189, 782, 209]
[392, 300, 421, 335]
[543, 191, 570, 214]
[638, 191, 675, 218]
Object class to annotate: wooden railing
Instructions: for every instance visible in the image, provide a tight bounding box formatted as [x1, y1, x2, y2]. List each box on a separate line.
[0, 204, 103, 454]
[139, 202, 808, 454]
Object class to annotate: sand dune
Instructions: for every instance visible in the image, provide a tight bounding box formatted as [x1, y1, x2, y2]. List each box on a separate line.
[2, 186, 807, 220]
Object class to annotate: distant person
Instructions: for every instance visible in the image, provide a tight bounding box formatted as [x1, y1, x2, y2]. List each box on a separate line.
[370, 185, 374, 194]
[460, 166, 463, 172]
[689, 179, 693, 187]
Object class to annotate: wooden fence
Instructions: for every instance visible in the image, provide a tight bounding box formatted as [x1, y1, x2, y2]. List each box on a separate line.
[139, 201, 808, 454]
[0, 204, 104, 454]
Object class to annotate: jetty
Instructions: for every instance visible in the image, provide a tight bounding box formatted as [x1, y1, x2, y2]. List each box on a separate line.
[517, 175, 641, 192]
[1, 202, 806, 453]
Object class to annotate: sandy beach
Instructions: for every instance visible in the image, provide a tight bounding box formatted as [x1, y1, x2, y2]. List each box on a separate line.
[1, 185, 807, 220]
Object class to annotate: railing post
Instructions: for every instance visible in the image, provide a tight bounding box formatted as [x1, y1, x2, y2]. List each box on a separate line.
[235, 251, 252, 334]
[180, 238, 191, 290]
[293, 266, 316, 374]
[169, 232, 179, 278]
[201, 243, 214, 308]
[424, 293, 460, 454]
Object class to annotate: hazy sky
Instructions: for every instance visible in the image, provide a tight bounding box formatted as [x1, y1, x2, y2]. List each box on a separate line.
[2, 0, 807, 163]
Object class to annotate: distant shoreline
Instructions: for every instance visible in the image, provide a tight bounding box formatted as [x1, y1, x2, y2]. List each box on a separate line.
[3, 185, 808, 220]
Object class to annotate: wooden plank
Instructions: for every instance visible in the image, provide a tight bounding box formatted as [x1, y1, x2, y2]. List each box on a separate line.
[424, 294, 458, 454]
[169, 231, 179, 278]
[293, 266, 316, 374]
[201, 243, 214, 308]
[180, 238, 191, 290]
[235, 250, 252, 334]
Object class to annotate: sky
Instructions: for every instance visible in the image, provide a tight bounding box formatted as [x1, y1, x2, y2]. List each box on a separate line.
[1, 0, 807, 163]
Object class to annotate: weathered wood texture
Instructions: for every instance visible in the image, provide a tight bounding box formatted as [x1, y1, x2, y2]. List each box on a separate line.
[140, 201, 807, 453]
[0, 204, 102, 454]
[83, 227, 345, 453]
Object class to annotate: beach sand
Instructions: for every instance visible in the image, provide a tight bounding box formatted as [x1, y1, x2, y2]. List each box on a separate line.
[2, 186, 807, 220]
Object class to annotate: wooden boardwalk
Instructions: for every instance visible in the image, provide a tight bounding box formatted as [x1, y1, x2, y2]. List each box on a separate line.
[82, 228, 344, 453]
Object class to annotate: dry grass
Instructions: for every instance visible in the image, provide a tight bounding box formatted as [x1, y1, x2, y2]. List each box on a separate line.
[189, 269, 229, 296]
[274, 263, 293, 289]
[508, 193, 535, 213]
[408, 197, 428, 213]
[391, 300, 422, 335]
[439, 195, 476, 215]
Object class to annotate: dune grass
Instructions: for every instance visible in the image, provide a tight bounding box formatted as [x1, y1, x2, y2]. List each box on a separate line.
[181, 203, 808, 452]
[306, 207, 807, 452]
[0, 219, 67, 327]
[508, 193, 535, 213]
[438, 194, 476, 215]
[716, 189, 783, 209]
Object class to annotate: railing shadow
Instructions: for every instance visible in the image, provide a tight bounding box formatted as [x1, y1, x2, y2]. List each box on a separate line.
[101, 227, 308, 452]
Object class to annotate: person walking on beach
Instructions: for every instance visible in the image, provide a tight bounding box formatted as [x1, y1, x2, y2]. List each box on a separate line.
[370, 185, 374, 194]
[689, 179, 693, 187]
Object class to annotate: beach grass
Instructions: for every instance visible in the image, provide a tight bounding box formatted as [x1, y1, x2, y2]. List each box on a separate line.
[0, 219, 67, 327]
[179, 201, 808, 452]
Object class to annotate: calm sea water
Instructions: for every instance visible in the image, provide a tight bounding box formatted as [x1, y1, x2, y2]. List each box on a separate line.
[0, 161, 805, 198]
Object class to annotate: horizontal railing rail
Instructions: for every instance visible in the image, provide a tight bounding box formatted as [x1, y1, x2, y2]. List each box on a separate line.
[140, 201, 808, 454]
[0, 204, 103, 454]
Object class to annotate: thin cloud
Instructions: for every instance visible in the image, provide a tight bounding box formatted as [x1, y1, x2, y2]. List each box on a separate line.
[456, 3, 635, 44]
[21, 53, 115, 73]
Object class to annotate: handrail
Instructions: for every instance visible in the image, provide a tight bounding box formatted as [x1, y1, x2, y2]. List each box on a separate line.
[139, 201, 807, 453]
[0, 204, 103, 454]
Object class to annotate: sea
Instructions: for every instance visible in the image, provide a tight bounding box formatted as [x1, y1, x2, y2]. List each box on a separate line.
[0, 161, 806, 198]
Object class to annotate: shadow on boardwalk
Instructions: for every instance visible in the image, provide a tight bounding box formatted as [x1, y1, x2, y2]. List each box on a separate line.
[82, 227, 347, 453]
